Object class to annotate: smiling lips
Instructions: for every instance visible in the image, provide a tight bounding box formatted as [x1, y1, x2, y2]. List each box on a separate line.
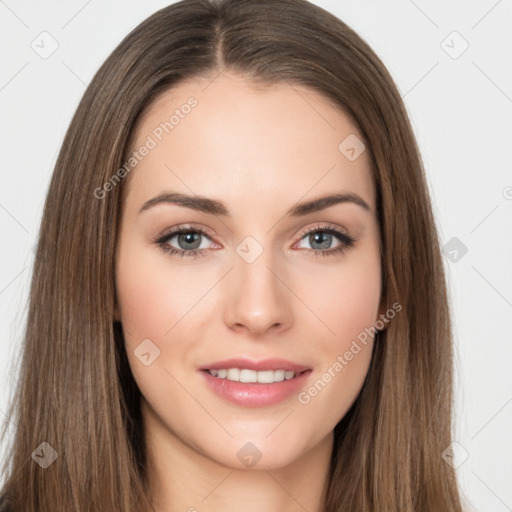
[199, 357, 312, 407]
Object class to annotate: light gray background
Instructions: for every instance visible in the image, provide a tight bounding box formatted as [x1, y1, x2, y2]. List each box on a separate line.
[1, 1, 511, 510]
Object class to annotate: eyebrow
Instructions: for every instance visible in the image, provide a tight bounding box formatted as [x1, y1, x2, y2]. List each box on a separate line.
[139, 191, 371, 217]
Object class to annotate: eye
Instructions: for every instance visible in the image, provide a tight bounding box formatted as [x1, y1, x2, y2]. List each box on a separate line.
[154, 225, 216, 259]
[153, 223, 356, 259]
[294, 224, 356, 257]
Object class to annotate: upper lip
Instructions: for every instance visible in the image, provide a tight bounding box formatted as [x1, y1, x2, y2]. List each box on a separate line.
[199, 357, 311, 373]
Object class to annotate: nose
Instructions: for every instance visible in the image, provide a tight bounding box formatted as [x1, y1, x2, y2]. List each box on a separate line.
[223, 248, 293, 338]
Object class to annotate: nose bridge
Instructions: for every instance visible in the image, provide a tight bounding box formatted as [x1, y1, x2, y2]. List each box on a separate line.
[223, 234, 292, 334]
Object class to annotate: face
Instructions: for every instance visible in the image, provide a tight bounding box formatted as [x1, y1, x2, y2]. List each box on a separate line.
[115, 71, 383, 470]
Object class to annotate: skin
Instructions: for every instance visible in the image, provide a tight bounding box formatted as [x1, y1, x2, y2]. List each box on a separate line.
[115, 70, 384, 512]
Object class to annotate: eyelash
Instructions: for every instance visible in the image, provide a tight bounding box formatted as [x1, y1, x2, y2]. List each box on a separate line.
[153, 223, 356, 259]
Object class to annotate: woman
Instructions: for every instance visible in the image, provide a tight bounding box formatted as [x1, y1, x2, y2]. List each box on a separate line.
[0, 0, 466, 510]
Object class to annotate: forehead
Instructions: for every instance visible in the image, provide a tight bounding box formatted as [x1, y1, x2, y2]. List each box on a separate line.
[124, 71, 375, 215]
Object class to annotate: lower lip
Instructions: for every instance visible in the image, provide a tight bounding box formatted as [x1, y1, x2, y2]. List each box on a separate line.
[199, 370, 312, 407]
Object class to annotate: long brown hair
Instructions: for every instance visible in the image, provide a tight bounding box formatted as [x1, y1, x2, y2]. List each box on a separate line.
[0, 0, 466, 510]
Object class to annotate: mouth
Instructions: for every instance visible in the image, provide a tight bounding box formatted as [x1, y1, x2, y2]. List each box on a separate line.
[198, 358, 313, 407]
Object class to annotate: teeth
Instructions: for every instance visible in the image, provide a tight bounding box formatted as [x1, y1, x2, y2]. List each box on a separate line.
[208, 368, 298, 383]
[227, 368, 240, 381]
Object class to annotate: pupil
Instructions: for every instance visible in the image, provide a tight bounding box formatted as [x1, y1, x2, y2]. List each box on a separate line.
[179, 232, 200, 250]
[311, 232, 331, 250]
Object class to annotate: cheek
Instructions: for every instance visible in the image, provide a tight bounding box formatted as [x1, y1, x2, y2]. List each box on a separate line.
[296, 250, 381, 355]
[292, 252, 380, 422]
[115, 241, 206, 402]
[332, 265, 381, 341]
[116, 241, 205, 343]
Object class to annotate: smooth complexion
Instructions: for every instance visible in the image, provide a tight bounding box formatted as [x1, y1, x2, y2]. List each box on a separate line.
[115, 71, 383, 512]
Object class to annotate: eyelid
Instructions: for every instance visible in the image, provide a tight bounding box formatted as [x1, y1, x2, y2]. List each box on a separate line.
[291, 223, 356, 253]
[295, 222, 351, 241]
[154, 223, 217, 243]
